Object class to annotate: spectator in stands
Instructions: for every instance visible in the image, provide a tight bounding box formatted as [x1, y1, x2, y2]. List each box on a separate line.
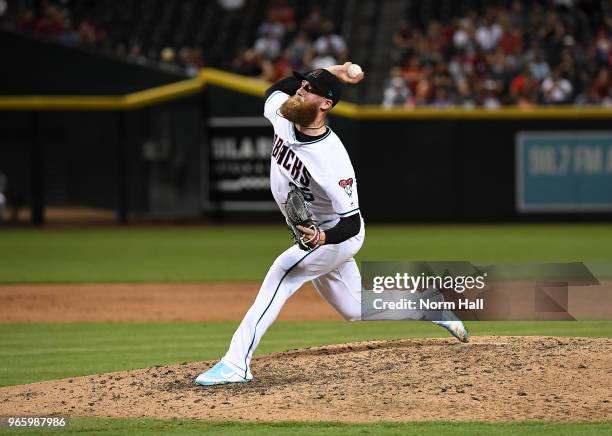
[58, 16, 79, 46]
[540, 13, 566, 67]
[232, 48, 274, 82]
[516, 90, 539, 109]
[34, 2, 66, 35]
[431, 86, 454, 109]
[128, 42, 146, 63]
[254, 29, 281, 61]
[424, 20, 450, 57]
[527, 47, 551, 82]
[558, 47, 583, 91]
[455, 78, 478, 109]
[487, 47, 516, 83]
[301, 5, 325, 40]
[310, 46, 337, 70]
[541, 68, 574, 104]
[391, 21, 411, 64]
[178, 46, 202, 76]
[479, 79, 502, 110]
[191, 47, 205, 70]
[402, 55, 425, 93]
[272, 49, 293, 82]
[509, 68, 540, 106]
[160, 47, 176, 64]
[508, 0, 528, 32]
[413, 71, 433, 107]
[452, 17, 477, 57]
[286, 31, 312, 70]
[257, 7, 287, 43]
[475, 12, 502, 52]
[313, 21, 347, 64]
[430, 61, 454, 93]
[590, 67, 611, 101]
[499, 17, 523, 57]
[78, 17, 99, 44]
[382, 67, 411, 108]
[595, 28, 611, 65]
[267, 0, 295, 34]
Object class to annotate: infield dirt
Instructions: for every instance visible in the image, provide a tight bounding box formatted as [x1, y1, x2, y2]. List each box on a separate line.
[1, 337, 611, 422]
[0, 283, 340, 322]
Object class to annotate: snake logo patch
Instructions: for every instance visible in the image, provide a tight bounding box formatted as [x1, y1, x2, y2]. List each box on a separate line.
[339, 178, 354, 197]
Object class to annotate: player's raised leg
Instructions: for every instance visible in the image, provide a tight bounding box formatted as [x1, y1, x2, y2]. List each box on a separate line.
[313, 259, 468, 343]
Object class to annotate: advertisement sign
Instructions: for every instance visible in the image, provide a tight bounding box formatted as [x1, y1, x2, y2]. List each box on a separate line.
[516, 131, 612, 212]
[203, 117, 276, 211]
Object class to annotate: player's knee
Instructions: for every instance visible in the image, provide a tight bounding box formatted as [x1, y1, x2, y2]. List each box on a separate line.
[270, 257, 291, 275]
[271, 248, 305, 273]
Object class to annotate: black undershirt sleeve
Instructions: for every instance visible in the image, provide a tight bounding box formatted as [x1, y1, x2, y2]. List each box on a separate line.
[324, 213, 361, 244]
[265, 76, 301, 99]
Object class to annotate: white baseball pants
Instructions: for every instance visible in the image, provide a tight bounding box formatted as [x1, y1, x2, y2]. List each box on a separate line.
[221, 224, 365, 378]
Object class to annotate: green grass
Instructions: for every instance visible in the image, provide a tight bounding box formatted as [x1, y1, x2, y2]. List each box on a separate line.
[7, 419, 611, 435]
[1, 224, 612, 283]
[1, 321, 610, 388]
[1, 225, 610, 434]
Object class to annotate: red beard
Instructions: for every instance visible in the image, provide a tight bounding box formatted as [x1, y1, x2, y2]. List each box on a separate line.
[279, 95, 319, 126]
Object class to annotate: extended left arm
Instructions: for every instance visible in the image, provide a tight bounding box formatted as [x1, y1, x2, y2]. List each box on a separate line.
[297, 212, 361, 246]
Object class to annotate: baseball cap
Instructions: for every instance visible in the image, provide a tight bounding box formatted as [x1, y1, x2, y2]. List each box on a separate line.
[293, 69, 342, 107]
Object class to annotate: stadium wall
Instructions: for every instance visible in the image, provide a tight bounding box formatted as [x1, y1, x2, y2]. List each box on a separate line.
[204, 84, 612, 222]
[0, 30, 186, 95]
[1, 32, 611, 223]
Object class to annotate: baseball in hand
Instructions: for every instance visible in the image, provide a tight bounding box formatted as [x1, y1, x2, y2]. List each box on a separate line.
[347, 63, 363, 78]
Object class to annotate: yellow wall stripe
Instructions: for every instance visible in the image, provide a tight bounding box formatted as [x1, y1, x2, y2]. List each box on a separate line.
[0, 95, 123, 110]
[122, 76, 204, 109]
[200, 69, 268, 97]
[0, 67, 611, 119]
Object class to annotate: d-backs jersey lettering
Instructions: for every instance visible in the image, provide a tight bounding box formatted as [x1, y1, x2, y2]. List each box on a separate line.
[264, 90, 360, 229]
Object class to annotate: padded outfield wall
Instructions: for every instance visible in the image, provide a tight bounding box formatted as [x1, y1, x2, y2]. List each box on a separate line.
[204, 84, 612, 222]
[0, 30, 203, 223]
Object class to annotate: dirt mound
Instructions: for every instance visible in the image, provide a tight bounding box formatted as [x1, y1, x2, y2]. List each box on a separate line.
[1, 337, 610, 422]
[0, 283, 340, 322]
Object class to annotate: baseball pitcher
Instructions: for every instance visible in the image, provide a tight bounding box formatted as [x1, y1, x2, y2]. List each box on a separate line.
[196, 63, 468, 386]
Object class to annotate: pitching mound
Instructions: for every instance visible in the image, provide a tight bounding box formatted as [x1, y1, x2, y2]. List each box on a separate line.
[1, 337, 611, 422]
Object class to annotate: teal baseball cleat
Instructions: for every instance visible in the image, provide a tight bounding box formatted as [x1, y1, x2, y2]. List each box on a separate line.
[432, 310, 470, 343]
[195, 362, 252, 386]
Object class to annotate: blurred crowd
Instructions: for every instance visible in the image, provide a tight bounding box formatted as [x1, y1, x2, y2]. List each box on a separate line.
[232, 1, 347, 82]
[4, 0, 611, 108]
[4, 0, 342, 80]
[383, 1, 612, 108]
[4, 0, 206, 74]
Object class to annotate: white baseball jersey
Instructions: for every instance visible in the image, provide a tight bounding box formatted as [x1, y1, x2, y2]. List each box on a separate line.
[264, 90, 360, 230]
